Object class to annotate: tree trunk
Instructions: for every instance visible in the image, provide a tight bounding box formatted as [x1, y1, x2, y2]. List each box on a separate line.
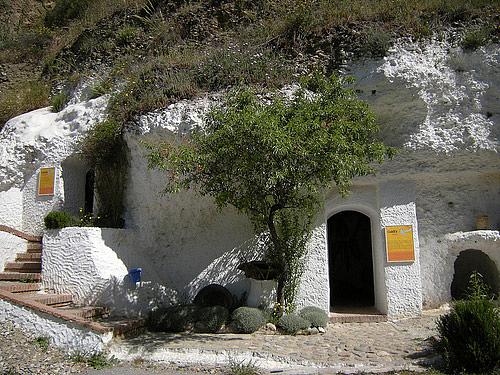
[267, 204, 286, 308]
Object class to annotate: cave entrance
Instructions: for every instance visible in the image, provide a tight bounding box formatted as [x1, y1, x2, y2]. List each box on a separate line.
[84, 169, 94, 214]
[451, 249, 499, 300]
[328, 211, 375, 309]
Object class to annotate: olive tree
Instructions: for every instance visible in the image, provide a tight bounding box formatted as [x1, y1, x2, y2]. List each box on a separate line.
[148, 73, 394, 311]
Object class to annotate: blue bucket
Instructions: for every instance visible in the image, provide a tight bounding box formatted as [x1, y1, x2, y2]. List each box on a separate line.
[128, 268, 142, 283]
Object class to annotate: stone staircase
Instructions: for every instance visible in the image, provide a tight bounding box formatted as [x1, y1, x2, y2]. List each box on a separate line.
[0, 235, 106, 319]
[0, 227, 144, 338]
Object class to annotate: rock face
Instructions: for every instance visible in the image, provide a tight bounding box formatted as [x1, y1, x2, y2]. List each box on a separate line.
[0, 38, 498, 317]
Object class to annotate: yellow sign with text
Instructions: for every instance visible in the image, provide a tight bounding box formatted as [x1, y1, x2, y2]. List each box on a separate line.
[385, 225, 415, 262]
[38, 167, 55, 196]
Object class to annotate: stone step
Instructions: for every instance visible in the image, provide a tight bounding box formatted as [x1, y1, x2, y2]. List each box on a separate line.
[329, 313, 387, 323]
[27, 242, 42, 251]
[0, 272, 41, 282]
[24, 293, 73, 306]
[16, 253, 42, 261]
[4, 262, 41, 272]
[59, 306, 109, 319]
[0, 281, 41, 293]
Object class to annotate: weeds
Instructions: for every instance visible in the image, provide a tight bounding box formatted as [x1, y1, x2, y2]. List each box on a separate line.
[71, 352, 114, 369]
[34, 337, 49, 352]
[228, 357, 261, 375]
[50, 92, 69, 112]
[0, 81, 50, 129]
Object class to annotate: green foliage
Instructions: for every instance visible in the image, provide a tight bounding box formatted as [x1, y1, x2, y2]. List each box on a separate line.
[79, 119, 128, 227]
[50, 92, 69, 112]
[34, 336, 49, 352]
[116, 25, 138, 46]
[462, 26, 493, 51]
[45, 0, 93, 28]
[44, 211, 77, 229]
[228, 358, 261, 375]
[230, 307, 265, 333]
[0, 81, 50, 129]
[148, 72, 394, 309]
[148, 305, 199, 333]
[194, 305, 229, 333]
[277, 313, 309, 335]
[71, 352, 113, 369]
[299, 306, 328, 328]
[436, 273, 500, 374]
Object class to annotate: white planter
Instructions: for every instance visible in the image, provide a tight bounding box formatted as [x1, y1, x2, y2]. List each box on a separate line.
[246, 278, 277, 308]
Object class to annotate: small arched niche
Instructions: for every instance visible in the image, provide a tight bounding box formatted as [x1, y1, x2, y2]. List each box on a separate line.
[451, 249, 499, 300]
[62, 157, 94, 216]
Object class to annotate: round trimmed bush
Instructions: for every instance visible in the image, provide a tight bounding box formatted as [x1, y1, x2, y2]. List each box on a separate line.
[194, 305, 229, 333]
[299, 306, 328, 328]
[437, 298, 500, 373]
[278, 313, 309, 335]
[231, 307, 265, 333]
[44, 211, 77, 229]
[148, 304, 199, 333]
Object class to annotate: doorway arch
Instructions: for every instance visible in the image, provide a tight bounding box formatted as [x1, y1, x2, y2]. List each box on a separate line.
[328, 210, 375, 308]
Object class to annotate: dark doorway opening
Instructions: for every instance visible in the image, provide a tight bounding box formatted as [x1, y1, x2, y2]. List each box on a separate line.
[451, 249, 499, 300]
[328, 211, 375, 308]
[84, 169, 95, 214]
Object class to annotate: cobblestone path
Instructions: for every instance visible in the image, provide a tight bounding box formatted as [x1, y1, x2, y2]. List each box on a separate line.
[110, 309, 444, 373]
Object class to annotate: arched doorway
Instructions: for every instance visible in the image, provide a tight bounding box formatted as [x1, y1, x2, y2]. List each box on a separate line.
[84, 169, 95, 214]
[451, 249, 499, 300]
[328, 211, 375, 308]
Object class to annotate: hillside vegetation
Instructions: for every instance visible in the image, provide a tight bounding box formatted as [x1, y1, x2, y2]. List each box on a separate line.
[0, 0, 499, 128]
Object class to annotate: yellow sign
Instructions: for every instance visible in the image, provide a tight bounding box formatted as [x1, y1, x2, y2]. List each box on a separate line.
[385, 225, 415, 262]
[38, 167, 55, 196]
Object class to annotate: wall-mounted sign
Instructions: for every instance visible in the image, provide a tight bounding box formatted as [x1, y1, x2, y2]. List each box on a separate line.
[38, 167, 55, 196]
[385, 225, 415, 263]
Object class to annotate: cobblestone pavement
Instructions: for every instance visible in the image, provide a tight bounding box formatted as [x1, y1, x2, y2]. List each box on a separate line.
[109, 309, 445, 373]
[0, 309, 444, 374]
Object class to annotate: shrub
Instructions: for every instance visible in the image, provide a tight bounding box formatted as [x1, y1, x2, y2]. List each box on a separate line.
[148, 304, 199, 332]
[50, 92, 69, 112]
[299, 306, 328, 328]
[230, 307, 265, 333]
[278, 313, 309, 335]
[194, 305, 229, 333]
[45, 0, 92, 28]
[44, 211, 77, 229]
[436, 273, 500, 374]
[116, 25, 138, 46]
[462, 26, 492, 51]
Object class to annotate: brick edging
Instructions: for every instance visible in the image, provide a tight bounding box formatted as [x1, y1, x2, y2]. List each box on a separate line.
[0, 225, 42, 242]
[0, 289, 112, 334]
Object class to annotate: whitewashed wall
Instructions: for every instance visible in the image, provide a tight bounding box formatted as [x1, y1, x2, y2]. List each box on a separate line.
[42, 227, 178, 317]
[0, 188, 23, 228]
[0, 299, 112, 354]
[0, 232, 26, 271]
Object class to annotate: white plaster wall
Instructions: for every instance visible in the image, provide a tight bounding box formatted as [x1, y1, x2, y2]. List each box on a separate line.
[124, 132, 256, 301]
[0, 96, 108, 235]
[416, 172, 500, 307]
[0, 299, 112, 354]
[42, 227, 178, 317]
[0, 188, 23, 228]
[0, 232, 26, 271]
[22, 164, 65, 235]
[379, 180, 422, 317]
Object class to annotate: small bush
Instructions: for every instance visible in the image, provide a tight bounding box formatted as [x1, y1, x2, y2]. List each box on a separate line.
[34, 336, 49, 352]
[437, 273, 500, 374]
[194, 305, 229, 333]
[231, 307, 265, 333]
[71, 352, 113, 369]
[277, 313, 309, 335]
[228, 358, 261, 375]
[148, 304, 199, 332]
[116, 25, 138, 46]
[44, 211, 77, 229]
[462, 26, 492, 51]
[299, 306, 328, 328]
[50, 92, 69, 112]
[45, 0, 92, 28]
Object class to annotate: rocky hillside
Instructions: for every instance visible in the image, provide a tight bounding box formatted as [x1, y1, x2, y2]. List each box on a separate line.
[0, 0, 499, 130]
